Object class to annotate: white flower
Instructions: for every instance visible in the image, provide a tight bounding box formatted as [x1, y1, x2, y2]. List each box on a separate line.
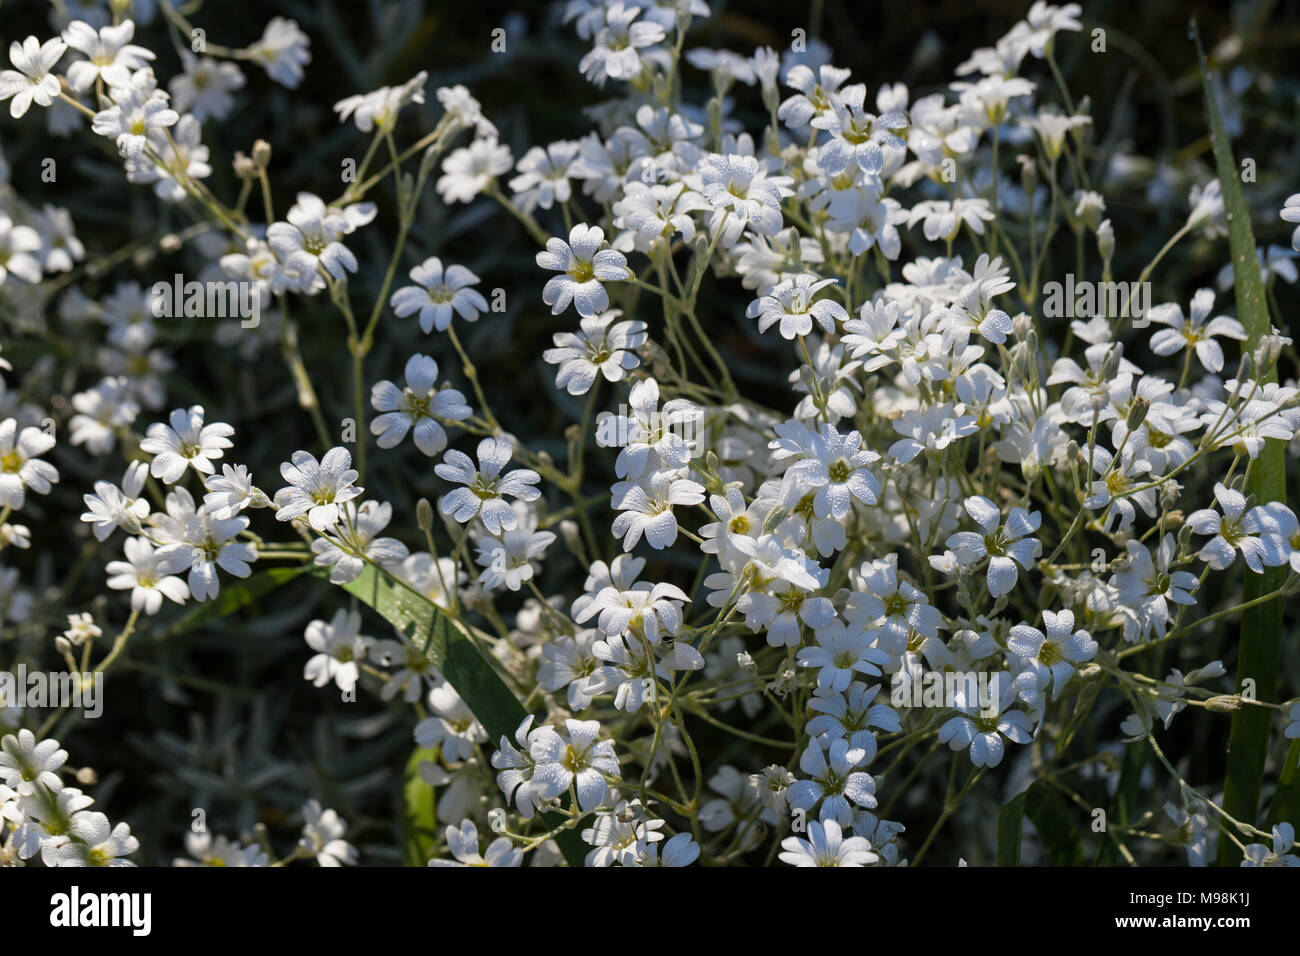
[529, 718, 620, 812]
[203, 463, 264, 519]
[543, 310, 647, 395]
[578, 2, 666, 85]
[370, 354, 471, 455]
[0, 216, 43, 285]
[1148, 288, 1246, 374]
[436, 436, 541, 534]
[437, 137, 512, 204]
[68, 376, 138, 452]
[778, 64, 854, 131]
[796, 620, 889, 692]
[510, 141, 579, 211]
[610, 470, 705, 550]
[782, 423, 880, 520]
[267, 194, 357, 284]
[597, 377, 701, 479]
[580, 799, 664, 866]
[415, 682, 487, 761]
[938, 679, 1033, 768]
[91, 86, 179, 158]
[62, 20, 154, 92]
[700, 153, 793, 242]
[787, 737, 877, 825]
[1187, 178, 1226, 235]
[1240, 823, 1299, 867]
[0, 416, 58, 508]
[1186, 482, 1272, 573]
[34, 204, 85, 273]
[303, 609, 372, 693]
[1006, 609, 1098, 702]
[1111, 535, 1199, 642]
[635, 831, 700, 867]
[80, 462, 150, 540]
[248, 17, 311, 89]
[888, 403, 979, 463]
[311, 500, 409, 584]
[945, 496, 1042, 598]
[54, 819, 139, 867]
[273, 447, 363, 532]
[298, 800, 357, 866]
[0, 36, 67, 118]
[333, 71, 426, 133]
[779, 819, 877, 867]
[537, 223, 630, 317]
[746, 273, 847, 339]
[154, 500, 257, 601]
[168, 52, 245, 122]
[436, 84, 496, 137]
[389, 258, 488, 333]
[138, 405, 234, 483]
[429, 820, 522, 867]
[61, 613, 102, 647]
[105, 536, 189, 614]
[1281, 193, 1300, 252]
[0, 730, 67, 796]
[491, 715, 549, 819]
[474, 527, 555, 591]
[826, 188, 905, 258]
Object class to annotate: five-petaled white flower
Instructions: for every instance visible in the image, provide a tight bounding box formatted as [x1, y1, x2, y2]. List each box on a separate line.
[138, 405, 234, 484]
[537, 224, 630, 317]
[390, 257, 489, 333]
[436, 436, 541, 534]
[273, 447, 363, 532]
[370, 353, 471, 455]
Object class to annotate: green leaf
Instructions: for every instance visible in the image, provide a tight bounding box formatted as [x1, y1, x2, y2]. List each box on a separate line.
[402, 746, 440, 867]
[998, 781, 1084, 866]
[168, 566, 308, 635]
[327, 562, 588, 867]
[1191, 20, 1290, 865]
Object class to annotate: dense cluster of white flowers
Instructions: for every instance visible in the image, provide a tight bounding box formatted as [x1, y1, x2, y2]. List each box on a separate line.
[1, 0, 1298, 868]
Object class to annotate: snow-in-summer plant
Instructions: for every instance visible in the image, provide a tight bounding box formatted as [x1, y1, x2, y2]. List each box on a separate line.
[0, 0, 1297, 870]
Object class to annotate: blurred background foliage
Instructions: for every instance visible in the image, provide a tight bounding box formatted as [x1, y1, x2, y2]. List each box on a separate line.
[0, 0, 1297, 863]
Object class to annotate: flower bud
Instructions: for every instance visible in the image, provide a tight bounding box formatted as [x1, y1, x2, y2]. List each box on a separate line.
[252, 139, 273, 169]
[1097, 218, 1115, 265]
[1205, 695, 1243, 713]
[416, 497, 434, 533]
[1100, 342, 1123, 380]
[233, 151, 256, 180]
[1126, 396, 1150, 430]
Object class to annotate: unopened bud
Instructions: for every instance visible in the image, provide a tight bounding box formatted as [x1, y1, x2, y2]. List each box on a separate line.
[1205, 695, 1243, 713]
[1097, 218, 1115, 265]
[1101, 343, 1123, 380]
[1177, 523, 1194, 553]
[251, 139, 272, 169]
[1126, 396, 1150, 429]
[233, 151, 256, 179]
[416, 498, 434, 533]
[160, 233, 182, 254]
[75, 767, 98, 786]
